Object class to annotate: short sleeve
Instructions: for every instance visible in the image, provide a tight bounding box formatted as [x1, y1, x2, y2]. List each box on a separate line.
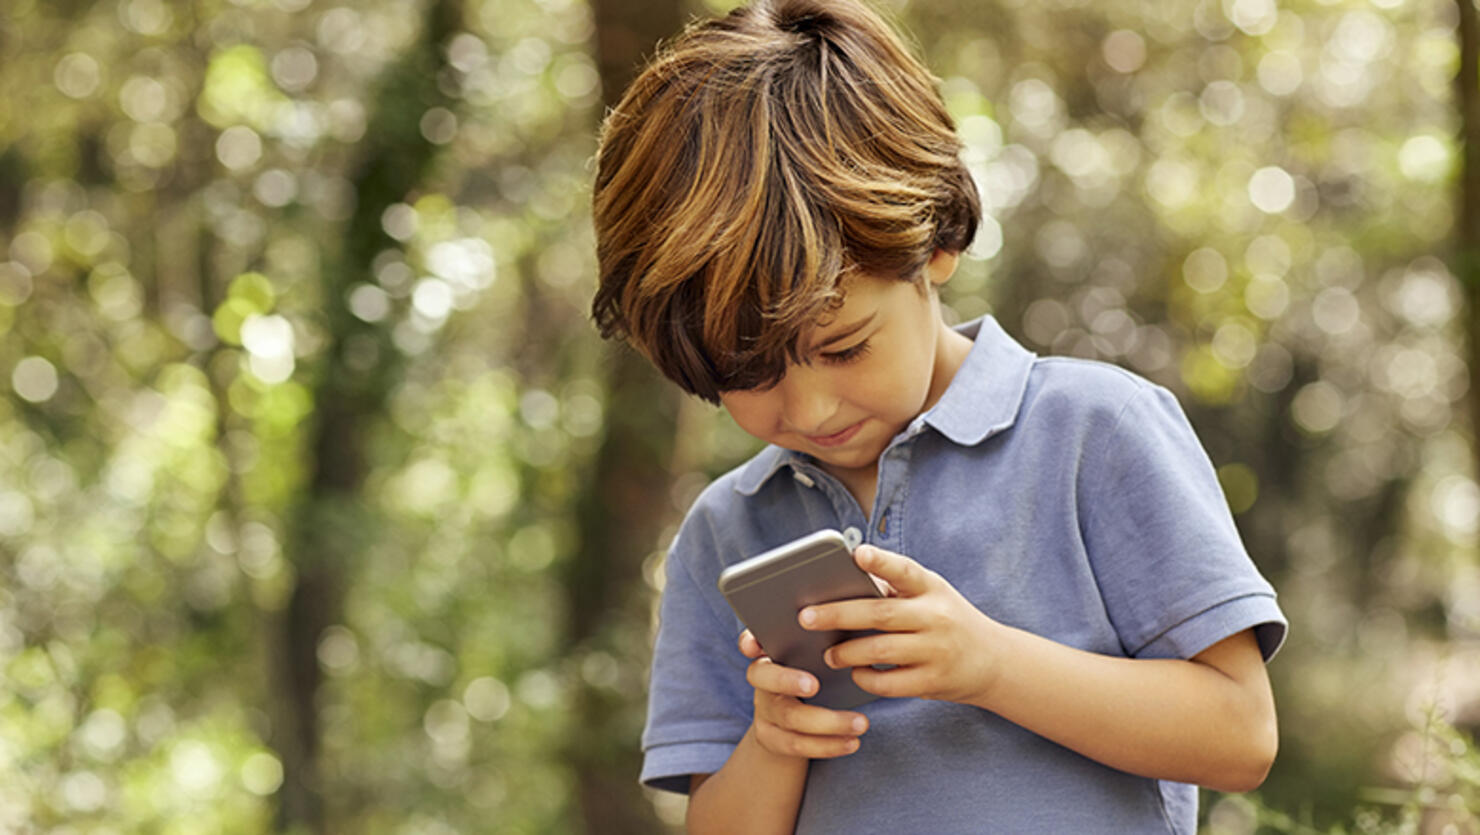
[1077, 384, 1287, 662]
[639, 526, 753, 794]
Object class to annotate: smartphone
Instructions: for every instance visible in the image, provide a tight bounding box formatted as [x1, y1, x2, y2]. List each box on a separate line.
[717, 529, 883, 710]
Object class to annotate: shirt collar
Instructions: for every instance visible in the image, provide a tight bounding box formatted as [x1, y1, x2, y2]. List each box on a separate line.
[922, 315, 1036, 447]
[734, 315, 1036, 496]
[735, 445, 798, 496]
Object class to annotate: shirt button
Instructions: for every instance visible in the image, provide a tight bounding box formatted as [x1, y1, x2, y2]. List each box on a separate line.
[842, 527, 863, 550]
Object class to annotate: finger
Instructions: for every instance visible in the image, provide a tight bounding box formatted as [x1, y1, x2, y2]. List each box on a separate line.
[801, 595, 914, 633]
[747, 656, 819, 699]
[823, 633, 925, 670]
[737, 629, 764, 659]
[752, 720, 863, 760]
[849, 664, 927, 700]
[756, 692, 870, 738]
[854, 545, 935, 597]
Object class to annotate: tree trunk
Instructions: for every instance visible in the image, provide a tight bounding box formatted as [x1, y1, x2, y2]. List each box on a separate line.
[272, 0, 463, 829]
[1458, 0, 1480, 508]
[565, 0, 686, 831]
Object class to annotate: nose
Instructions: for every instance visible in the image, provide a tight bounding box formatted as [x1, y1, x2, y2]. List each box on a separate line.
[777, 366, 839, 434]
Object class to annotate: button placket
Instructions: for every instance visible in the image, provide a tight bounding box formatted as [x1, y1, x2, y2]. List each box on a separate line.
[793, 463, 868, 536]
[870, 443, 910, 551]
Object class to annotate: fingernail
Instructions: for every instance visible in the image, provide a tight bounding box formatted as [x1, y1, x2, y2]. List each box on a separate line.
[799, 608, 816, 627]
[799, 675, 816, 695]
[823, 649, 837, 668]
[852, 716, 867, 733]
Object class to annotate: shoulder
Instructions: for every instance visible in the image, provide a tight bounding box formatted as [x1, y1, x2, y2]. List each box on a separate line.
[1009, 357, 1204, 476]
[1020, 356, 1167, 428]
[667, 447, 798, 570]
[675, 458, 756, 545]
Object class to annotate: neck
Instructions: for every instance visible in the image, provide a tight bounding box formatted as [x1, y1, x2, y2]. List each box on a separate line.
[923, 321, 974, 413]
[831, 466, 879, 515]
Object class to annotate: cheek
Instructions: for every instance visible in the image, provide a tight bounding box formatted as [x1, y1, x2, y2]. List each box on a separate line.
[719, 395, 775, 437]
[850, 361, 926, 414]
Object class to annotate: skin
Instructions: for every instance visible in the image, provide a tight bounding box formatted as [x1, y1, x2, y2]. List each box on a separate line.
[685, 251, 1278, 834]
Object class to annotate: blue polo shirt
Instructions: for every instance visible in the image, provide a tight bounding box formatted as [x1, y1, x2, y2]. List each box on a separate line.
[641, 316, 1287, 834]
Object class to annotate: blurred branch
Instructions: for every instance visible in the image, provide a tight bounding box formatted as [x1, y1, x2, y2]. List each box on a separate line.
[0, 148, 24, 231]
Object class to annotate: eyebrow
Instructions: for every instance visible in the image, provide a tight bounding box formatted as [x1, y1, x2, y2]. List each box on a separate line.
[809, 313, 876, 353]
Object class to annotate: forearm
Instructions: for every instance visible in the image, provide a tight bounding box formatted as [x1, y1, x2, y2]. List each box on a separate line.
[968, 625, 1277, 792]
[686, 725, 809, 835]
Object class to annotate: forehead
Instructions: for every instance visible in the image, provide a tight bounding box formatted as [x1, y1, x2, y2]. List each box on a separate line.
[808, 273, 898, 329]
[797, 274, 918, 356]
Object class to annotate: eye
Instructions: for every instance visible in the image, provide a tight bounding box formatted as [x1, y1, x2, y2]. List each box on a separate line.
[819, 339, 872, 366]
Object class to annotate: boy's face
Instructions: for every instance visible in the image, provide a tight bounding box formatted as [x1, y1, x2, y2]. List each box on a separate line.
[718, 251, 968, 482]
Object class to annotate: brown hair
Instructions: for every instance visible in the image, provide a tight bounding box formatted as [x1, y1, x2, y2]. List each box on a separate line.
[590, 0, 979, 403]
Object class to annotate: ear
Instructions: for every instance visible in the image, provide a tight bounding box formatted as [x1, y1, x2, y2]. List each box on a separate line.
[925, 249, 960, 287]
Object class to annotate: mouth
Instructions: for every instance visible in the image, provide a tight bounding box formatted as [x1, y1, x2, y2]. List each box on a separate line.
[806, 421, 864, 448]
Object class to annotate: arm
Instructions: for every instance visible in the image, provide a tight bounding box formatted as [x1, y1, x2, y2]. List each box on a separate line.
[962, 622, 1276, 791]
[686, 631, 870, 834]
[809, 545, 1278, 792]
[687, 728, 807, 834]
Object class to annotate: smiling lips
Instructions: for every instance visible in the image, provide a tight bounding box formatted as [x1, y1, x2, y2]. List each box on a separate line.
[806, 420, 864, 448]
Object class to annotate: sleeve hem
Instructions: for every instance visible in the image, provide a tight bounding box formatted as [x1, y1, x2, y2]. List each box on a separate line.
[640, 741, 739, 794]
[1131, 593, 1288, 661]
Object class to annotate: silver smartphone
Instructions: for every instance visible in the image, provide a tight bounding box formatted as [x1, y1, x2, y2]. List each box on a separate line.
[717, 529, 883, 710]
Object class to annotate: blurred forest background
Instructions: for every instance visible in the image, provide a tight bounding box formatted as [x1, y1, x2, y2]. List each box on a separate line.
[2, 0, 1480, 832]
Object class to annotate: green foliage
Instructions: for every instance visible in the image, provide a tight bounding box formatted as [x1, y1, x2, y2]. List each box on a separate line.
[1207, 708, 1480, 834]
[1, 0, 612, 830]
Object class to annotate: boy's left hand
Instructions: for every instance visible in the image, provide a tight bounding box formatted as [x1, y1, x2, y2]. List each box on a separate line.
[800, 544, 1000, 705]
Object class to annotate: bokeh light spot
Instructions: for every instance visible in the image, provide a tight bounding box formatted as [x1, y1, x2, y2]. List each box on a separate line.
[465, 676, 512, 722]
[1292, 381, 1343, 434]
[1102, 30, 1146, 73]
[1183, 248, 1228, 293]
[54, 53, 102, 99]
[1248, 166, 1296, 213]
[12, 356, 59, 403]
[216, 125, 263, 171]
[1398, 135, 1452, 183]
[241, 752, 284, 796]
[1217, 463, 1259, 514]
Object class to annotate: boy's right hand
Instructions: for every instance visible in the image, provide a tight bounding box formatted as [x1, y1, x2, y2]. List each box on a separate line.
[738, 629, 870, 760]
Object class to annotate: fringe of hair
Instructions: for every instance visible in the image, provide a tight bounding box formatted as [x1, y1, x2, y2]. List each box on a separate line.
[592, 0, 980, 402]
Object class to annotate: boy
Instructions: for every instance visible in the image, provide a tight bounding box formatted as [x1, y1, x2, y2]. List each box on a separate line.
[590, 1, 1287, 832]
